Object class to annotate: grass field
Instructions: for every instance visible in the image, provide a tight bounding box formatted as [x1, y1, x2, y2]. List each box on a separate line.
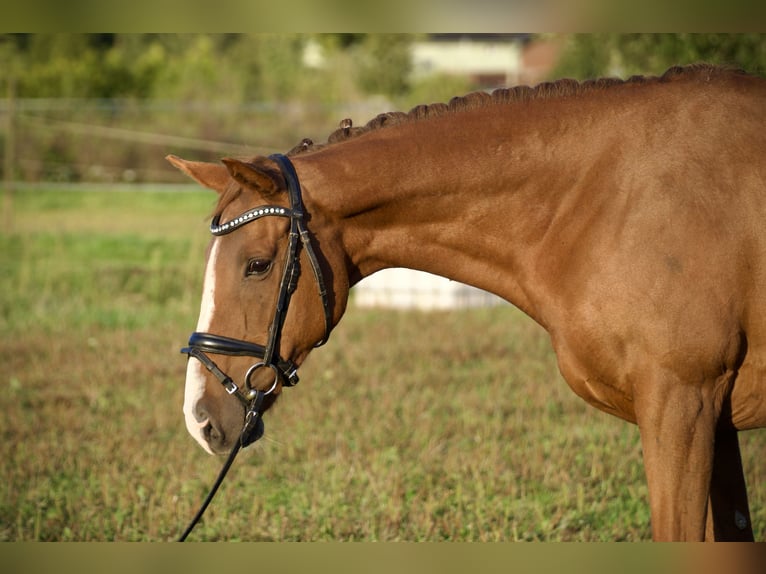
[1, 187, 764, 541]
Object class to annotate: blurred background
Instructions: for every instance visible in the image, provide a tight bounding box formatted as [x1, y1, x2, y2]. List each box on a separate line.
[1, 33, 764, 187]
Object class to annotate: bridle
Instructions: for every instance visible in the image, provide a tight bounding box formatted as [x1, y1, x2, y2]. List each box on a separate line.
[177, 153, 332, 541]
[182, 153, 332, 419]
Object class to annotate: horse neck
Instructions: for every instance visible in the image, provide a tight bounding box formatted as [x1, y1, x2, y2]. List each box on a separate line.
[294, 100, 608, 323]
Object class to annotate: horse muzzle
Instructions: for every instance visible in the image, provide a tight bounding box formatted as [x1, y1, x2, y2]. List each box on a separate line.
[181, 332, 297, 450]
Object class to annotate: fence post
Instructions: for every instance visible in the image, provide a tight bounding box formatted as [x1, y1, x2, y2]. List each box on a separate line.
[3, 75, 16, 234]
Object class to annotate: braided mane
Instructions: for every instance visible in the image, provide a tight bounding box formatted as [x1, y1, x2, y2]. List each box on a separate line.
[287, 64, 743, 155]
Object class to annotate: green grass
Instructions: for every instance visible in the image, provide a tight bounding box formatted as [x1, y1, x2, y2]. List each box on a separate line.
[1, 187, 764, 541]
[0, 187, 211, 332]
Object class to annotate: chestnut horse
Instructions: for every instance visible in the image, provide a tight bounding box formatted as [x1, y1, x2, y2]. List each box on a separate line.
[168, 64, 766, 541]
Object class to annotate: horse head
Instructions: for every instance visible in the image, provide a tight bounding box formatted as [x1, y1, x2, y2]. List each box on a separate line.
[167, 154, 343, 454]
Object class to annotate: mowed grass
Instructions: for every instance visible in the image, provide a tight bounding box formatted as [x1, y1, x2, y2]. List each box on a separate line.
[1, 187, 764, 541]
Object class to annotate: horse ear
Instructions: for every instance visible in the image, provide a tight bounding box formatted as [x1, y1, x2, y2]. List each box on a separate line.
[165, 155, 230, 194]
[220, 157, 284, 198]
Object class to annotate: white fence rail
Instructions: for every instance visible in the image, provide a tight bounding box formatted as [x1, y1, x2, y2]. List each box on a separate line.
[354, 268, 506, 310]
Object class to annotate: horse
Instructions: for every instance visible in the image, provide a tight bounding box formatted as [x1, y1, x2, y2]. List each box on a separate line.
[168, 64, 766, 541]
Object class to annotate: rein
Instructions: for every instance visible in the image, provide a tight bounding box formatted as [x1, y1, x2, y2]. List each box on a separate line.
[177, 153, 331, 541]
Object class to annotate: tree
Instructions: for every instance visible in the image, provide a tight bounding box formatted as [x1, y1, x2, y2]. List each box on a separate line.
[0, 34, 166, 98]
[353, 34, 413, 97]
[552, 34, 766, 80]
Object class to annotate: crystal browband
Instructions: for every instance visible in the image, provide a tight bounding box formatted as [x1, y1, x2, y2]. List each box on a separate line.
[210, 206, 291, 236]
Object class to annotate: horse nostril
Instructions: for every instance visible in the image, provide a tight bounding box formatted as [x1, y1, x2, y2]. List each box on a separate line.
[189, 403, 237, 454]
[193, 417, 210, 429]
[202, 421, 220, 444]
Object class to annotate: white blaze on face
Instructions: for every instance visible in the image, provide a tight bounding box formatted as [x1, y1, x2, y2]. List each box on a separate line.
[183, 238, 220, 453]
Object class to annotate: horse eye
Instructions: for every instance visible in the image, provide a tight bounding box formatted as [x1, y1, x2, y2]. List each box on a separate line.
[246, 258, 272, 277]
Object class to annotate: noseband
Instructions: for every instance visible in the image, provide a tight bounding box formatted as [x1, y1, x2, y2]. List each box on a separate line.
[181, 153, 332, 441]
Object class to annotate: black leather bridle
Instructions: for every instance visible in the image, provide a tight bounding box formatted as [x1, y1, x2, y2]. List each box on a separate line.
[182, 153, 331, 426]
[178, 154, 332, 541]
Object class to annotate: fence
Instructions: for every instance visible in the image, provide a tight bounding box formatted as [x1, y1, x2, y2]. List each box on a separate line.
[353, 268, 507, 310]
[0, 96, 392, 184]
